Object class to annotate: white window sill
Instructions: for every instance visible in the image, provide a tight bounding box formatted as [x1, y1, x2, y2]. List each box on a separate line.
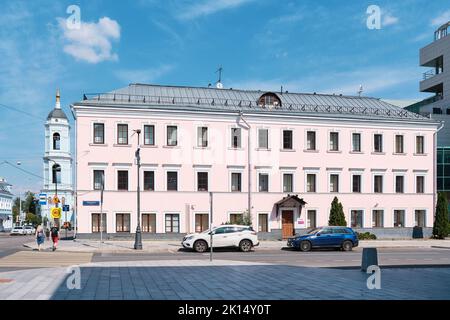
[371, 152, 385, 155]
[303, 149, 319, 153]
[113, 144, 131, 147]
[141, 144, 158, 148]
[194, 146, 211, 150]
[256, 148, 271, 151]
[327, 150, 341, 153]
[228, 147, 244, 151]
[414, 153, 427, 156]
[280, 149, 296, 152]
[89, 143, 108, 147]
[393, 153, 407, 156]
[163, 145, 180, 149]
[349, 151, 363, 154]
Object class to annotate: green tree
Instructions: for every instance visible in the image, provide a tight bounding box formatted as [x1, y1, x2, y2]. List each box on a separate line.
[328, 196, 347, 226]
[25, 213, 42, 226]
[433, 192, 449, 239]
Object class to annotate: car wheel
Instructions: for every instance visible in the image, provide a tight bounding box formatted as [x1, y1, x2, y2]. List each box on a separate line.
[299, 241, 312, 252]
[342, 240, 353, 252]
[239, 240, 253, 252]
[194, 240, 208, 253]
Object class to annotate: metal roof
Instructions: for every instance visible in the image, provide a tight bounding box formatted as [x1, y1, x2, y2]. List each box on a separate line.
[47, 108, 68, 120]
[75, 83, 433, 121]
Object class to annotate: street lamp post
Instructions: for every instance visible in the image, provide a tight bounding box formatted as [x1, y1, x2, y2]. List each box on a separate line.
[134, 129, 143, 250]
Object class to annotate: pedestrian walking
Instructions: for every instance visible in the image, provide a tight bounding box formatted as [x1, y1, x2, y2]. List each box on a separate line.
[35, 225, 45, 251]
[50, 225, 59, 251]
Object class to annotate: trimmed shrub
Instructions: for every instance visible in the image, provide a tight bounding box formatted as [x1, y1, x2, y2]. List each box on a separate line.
[356, 232, 377, 240]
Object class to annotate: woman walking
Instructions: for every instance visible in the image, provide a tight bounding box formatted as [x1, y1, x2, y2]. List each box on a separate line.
[35, 225, 45, 251]
[50, 225, 59, 251]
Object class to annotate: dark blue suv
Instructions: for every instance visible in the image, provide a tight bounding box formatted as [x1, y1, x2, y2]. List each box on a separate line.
[287, 226, 358, 252]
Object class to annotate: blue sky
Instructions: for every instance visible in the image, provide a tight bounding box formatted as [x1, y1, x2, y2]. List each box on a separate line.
[0, 0, 449, 196]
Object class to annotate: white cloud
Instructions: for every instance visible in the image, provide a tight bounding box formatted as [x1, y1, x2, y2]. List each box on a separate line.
[382, 13, 399, 27]
[431, 10, 450, 27]
[114, 65, 174, 84]
[177, 0, 254, 20]
[58, 17, 120, 64]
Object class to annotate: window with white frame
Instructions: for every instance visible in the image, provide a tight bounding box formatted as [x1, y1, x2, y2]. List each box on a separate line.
[352, 174, 361, 193]
[259, 173, 269, 192]
[372, 210, 384, 227]
[231, 128, 241, 148]
[351, 210, 363, 228]
[306, 174, 316, 192]
[117, 170, 128, 190]
[330, 174, 339, 193]
[306, 131, 316, 151]
[167, 171, 178, 191]
[93, 170, 104, 190]
[395, 175, 405, 193]
[329, 132, 339, 151]
[197, 172, 208, 191]
[197, 127, 208, 148]
[394, 210, 405, 228]
[283, 130, 293, 150]
[258, 129, 269, 149]
[144, 125, 155, 146]
[93, 123, 105, 144]
[283, 173, 293, 193]
[117, 124, 128, 145]
[395, 135, 404, 153]
[374, 175, 383, 193]
[416, 136, 424, 154]
[231, 172, 242, 192]
[167, 126, 178, 146]
[165, 214, 180, 233]
[307, 210, 317, 228]
[374, 134, 383, 153]
[258, 213, 268, 232]
[352, 133, 361, 152]
[415, 210, 426, 227]
[144, 171, 155, 191]
[416, 176, 425, 193]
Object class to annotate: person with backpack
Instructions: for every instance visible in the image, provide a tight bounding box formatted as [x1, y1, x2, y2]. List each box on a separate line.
[35, 225, 45, 251]
[50, 225, 59, 251]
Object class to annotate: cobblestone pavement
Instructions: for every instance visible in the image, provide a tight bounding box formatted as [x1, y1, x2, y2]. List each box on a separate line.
[0, 260, 449, 300]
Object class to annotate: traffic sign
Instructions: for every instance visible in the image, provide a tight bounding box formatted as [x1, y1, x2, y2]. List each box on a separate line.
[63, 205, 70, 212]
[39, 193, 47, 205]
[53, 196, 60, 204]
[51, 207, 62, 219]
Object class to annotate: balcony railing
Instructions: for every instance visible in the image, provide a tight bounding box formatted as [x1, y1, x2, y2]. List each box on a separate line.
[422, 69, 437, 80]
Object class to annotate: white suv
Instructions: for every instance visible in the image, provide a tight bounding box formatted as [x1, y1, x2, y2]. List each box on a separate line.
[182, 225, 259, 252]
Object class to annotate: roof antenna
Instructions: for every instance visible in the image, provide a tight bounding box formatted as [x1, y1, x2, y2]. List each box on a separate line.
[358, 84, 363, 97]
[215, 65, 223, 89]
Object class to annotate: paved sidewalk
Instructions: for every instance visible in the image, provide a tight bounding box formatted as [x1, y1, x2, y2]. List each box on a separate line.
[0, 259, 449, 300]
[23, 239, 450, 253]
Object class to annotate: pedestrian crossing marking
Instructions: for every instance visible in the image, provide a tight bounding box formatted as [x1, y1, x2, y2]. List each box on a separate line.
[0, 251, 93, 268]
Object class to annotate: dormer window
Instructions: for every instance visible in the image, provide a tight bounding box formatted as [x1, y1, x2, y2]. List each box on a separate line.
[258, 93, 281, 108]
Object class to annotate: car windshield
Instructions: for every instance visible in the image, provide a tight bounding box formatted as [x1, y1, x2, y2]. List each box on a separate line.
[306, 228, 320, 235]
[15, 227, 23, 229]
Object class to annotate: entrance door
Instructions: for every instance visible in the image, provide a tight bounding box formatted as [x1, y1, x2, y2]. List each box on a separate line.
[282, 210, 294, 239]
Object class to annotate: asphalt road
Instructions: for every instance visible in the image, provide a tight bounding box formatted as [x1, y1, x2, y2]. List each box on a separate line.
[0, 233, 34, 259]
[93, 246, 450, 268]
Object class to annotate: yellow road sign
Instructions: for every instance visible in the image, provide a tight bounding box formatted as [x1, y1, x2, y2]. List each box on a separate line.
[51, 207, 62, 219]
[53, 196, 60, 204]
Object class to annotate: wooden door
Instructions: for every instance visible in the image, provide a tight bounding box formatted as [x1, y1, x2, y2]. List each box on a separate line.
[282, 210, 294, 239]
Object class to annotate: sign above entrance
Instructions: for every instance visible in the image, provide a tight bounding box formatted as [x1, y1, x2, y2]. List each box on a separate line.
[83, 201, 100, 206]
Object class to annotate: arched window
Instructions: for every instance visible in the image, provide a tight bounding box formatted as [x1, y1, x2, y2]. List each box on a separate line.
[257, 93, 282, 108]
[53, 133, 61, 150]
[52, 164, 61, 184]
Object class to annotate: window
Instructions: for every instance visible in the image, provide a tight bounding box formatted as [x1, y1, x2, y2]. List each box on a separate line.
[352, 175, 361, 193]
[374, 134, 383, 152]
[231, 128, 241, 148]
[283, 173, 293, 192]
[116, 213, 130, 232]
[283, 130, 293, 150]
[258, 129, 269, 149]
[230, 213, 243, 224]
[395, 135, 404, 153]
[374, 175, 383, 193]
[416, 136, 424, 154]
[415, 210, 426, 227]
[53, 133, 61, 150]
[93, 170, 104, 190]
[394, 210, 405, 228]
[197, 172, 208, 191]
[197, 127, 208, 147]
[144, 125, 155, 146]
[372, 210, 384, 228]
[143, 171, 155, 191]
[416, 176, 425, 193]
[258, 213, 268, 232]
[167, 171, 178, 191]
[117, 124, 128, 145]
[117, 171, 128, 190]
[93, 123, 104, 144]
[433, 108, 442, 114]
[351, 210, 363, 228]
[306, 131, 316, 150]
[307, 210, 317, 228]
[329, 132, 339, 151]
[231, 173, 241, 192]
[142, 214, 156, 233]
[52, 164, 61, 184]
[91, 213, 107, 233]
[165, 214, 180, 233]
[258, 173, 269, 192]
[352, 133, 361, 152]
[330, 174, 339, 193]
[167, 126, 178, 146]
[258, 93, 281, 107]
[195, 214, 209, 233]
[306, 174, 316, 192]
[395, 176, 404, 193]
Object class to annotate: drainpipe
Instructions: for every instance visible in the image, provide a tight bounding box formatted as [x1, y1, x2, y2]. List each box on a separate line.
[434, 121, 445, 225]
[70, 104, 77, 239]
[238, 112, 251, 222]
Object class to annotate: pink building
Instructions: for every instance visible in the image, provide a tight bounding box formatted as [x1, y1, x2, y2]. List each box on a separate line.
[71, 84, 441, 239]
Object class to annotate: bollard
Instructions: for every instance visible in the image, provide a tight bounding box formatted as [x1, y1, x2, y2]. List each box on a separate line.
[361, 247, 378, 272]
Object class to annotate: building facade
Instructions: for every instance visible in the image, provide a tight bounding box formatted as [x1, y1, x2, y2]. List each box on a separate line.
[72, 84, 439, 239]
[41, 90, 74, 227]
[0, 178, 13, 232]
[406, 21, 450, 205]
